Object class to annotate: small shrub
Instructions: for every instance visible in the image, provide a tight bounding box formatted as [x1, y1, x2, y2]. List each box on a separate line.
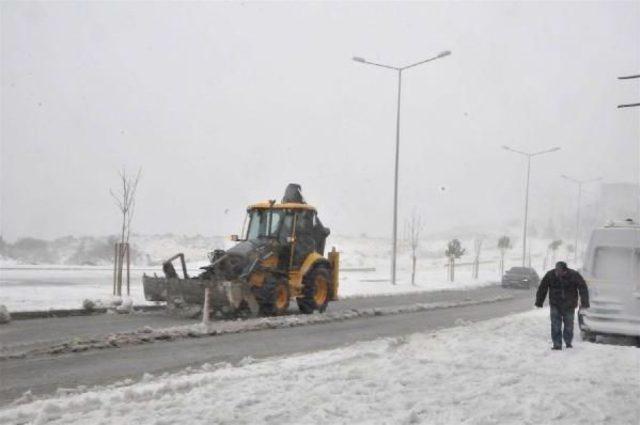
[82, 299, 96, 312]
[0, 305, 11, 324]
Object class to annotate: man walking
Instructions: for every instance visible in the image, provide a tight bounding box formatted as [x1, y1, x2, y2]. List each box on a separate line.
[535, 261, 590, 350]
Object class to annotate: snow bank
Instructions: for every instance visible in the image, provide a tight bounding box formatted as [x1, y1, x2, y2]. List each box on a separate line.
[2, 310, 638, 424]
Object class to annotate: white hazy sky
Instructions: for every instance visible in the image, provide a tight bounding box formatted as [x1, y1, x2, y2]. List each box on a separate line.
[1, 1, 639, 241]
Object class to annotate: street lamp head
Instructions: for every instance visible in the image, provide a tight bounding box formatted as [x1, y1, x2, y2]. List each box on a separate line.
[501, 145, 511, 151]
[438, 50, 452, 58]
[352, 56, 366, 63]
[549, 147, 561, 152]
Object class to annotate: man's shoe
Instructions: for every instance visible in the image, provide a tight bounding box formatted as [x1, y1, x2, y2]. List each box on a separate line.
[566, 343, 573, 348]
[552, 346, 562, 350]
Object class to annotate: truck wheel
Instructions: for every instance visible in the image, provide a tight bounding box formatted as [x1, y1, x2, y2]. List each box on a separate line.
[258, 279, 290, 316]
[580, 330, 596, 343]
[297, 266, 330, 314]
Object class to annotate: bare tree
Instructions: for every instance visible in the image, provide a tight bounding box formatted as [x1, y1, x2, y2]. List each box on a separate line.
[497, 236, 512, 278]
[445, 239, 465, 282]
[472, 236, 485, 279]
[565, 243, 575, 257]
[110, 168, 142, 296]
[548, 239, 563, 264]
[407, 211, 423, 286]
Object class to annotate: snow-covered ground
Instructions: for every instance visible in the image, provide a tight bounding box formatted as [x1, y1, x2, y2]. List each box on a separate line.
[0, 265, 499, 312]
[0, 234, 558, 312]
[0, 268, 156, 312]
[2, 309, 637, 425]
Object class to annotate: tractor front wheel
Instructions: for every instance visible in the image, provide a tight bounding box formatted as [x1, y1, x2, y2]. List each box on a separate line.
[258, 279, 290, 316]
[297, 266, 331, 314]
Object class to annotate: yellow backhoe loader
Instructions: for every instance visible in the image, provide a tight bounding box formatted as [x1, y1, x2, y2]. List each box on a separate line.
[143, 184, 339, 318]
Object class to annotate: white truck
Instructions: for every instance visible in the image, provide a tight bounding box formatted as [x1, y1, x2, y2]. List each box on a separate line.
[578, 219, 640, 344]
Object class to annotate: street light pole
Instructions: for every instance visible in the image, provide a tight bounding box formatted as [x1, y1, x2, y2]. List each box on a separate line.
[523, 156, 531, 267]
[353, 50, 451, 285]
[502, 146, 561, 267]
[391, 69, 402, 286]
[576, 183, 582, 263]
[561, 175, 602, 264]
[617, 73, 640, 220]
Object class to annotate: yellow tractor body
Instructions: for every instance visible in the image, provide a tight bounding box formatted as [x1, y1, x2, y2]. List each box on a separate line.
[143, 185, 339, 317]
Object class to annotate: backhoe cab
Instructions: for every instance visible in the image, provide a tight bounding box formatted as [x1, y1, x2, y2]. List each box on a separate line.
[143, 184, 339, 318]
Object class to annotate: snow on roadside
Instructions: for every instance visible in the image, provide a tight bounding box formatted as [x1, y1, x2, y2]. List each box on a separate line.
[0, 266, 497, 313]
[2, 309, 638, 425]
[0, 268, 156, 312]
[338, 268, 497, 299]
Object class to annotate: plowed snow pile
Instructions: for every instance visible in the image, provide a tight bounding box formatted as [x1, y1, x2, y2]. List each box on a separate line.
[2, 309, 638, 425]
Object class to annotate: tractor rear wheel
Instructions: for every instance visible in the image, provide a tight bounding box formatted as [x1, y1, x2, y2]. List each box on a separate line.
[297, 266, 331, 314]
[259, 279, 290, 316]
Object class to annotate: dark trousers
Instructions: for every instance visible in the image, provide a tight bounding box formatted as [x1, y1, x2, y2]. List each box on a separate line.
[550, 305, 574, 347]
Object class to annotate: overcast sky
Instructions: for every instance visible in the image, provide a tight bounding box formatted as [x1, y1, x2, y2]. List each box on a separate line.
[1, 1, 639, 242]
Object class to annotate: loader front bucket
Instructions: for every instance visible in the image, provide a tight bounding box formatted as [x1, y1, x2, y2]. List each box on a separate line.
[142, 274, 259, 318]
[142, 275, 170, 302]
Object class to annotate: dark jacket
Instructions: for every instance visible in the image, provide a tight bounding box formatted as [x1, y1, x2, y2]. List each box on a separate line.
[535, 268, 589, 309]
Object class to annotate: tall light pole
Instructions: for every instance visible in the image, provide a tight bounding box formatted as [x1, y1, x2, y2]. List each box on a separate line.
[353, 50, 451, 285]
[561, 175, 602, 264]
[502, 146, 561, 267]
[617, 73, 640, 221]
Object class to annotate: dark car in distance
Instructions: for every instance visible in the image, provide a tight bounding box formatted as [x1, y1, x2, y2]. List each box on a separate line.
[501, 267, 540, 289]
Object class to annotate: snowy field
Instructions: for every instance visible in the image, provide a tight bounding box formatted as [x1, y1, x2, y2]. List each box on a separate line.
[0, 249, 495, 313]
[0, 265, 498, 312]
[2, 309, 637, 425]
[0, 235, 556, 312]
[0, 268, 156, 312]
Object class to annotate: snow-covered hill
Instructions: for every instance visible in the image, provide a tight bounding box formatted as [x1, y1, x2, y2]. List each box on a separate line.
[1, 231, 581, 271]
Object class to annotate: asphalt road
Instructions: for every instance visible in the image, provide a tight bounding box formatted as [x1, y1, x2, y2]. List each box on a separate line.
[1, 285, 512, 355]
[0, 286, 535, 406]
